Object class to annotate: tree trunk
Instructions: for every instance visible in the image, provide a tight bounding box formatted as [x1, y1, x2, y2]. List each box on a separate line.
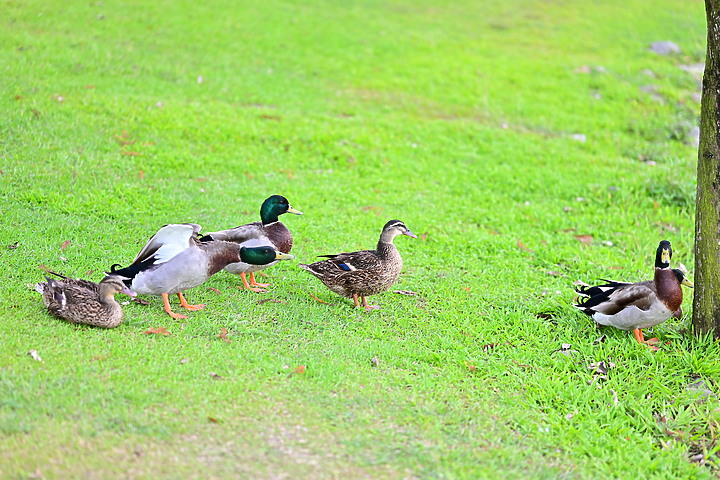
[693, 1, 720, 336]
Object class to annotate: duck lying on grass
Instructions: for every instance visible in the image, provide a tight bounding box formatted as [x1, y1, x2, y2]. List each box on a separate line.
[300, 220, 416, 311]
[200, 195, 302, 292]
[574, 241, 693, 349]
[35, 272, 136, 328]
[111, 223, 294, 319]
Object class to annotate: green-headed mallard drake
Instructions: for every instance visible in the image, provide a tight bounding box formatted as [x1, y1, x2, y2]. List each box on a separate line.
[200, 195, 302, 292]
[35, 272, 137, 328]
[110, 223, 295, 319]
[574, 241, 693, 348]
[299, 220, 416, 310]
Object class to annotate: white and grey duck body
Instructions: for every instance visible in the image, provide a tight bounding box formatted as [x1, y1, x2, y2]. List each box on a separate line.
[110, 223, 294, 319]
[299, 220, 416, 310]
[200, 195, 302, 292]
[574, 241, 693, 348]
[35, 272, 136, 328]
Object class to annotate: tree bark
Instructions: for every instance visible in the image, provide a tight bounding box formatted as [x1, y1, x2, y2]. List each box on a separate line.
[693, 0, 720, 336]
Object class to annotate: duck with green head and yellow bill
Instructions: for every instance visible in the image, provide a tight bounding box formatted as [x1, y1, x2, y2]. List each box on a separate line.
[574, 240, 693, 350]
[110, 223, 295, 319]
[200, 195, 302, 292]
[299, 220, 416, 311]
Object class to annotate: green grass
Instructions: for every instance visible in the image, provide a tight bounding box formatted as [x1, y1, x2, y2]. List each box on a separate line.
[1, 0, 717, 478]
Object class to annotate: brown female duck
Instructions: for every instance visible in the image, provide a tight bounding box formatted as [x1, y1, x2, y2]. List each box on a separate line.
[299, 220, 416, 310]
[35, 273, 136, 328]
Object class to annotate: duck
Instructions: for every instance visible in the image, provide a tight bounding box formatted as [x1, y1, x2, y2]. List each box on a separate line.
[110, 223, 295, 319]
[574, 241, 693, 348]
[200, 195, 303, 292]
[35, 272, 137, 328]
[299, 220, 416, 310]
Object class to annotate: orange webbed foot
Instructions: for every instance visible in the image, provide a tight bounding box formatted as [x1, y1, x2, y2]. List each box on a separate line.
[162, 293, 188, 319]
[177, 292, 205, 311]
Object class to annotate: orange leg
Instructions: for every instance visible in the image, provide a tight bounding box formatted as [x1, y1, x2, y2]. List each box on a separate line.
[239, 273, 266, 293]
[162, 293, 187, 320]
[633, 329, 660, 350]
[177, 292, 205, 311]
[352, 294, 360, 307]
[249, 272, 270, 288]
[361, 296, 381, 311]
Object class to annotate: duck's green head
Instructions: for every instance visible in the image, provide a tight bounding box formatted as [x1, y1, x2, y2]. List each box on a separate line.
[240, 246, 295, 265]
[671, 268, 694, 288]
[655, 240, 672, 269]
[260, 195, 303, 224]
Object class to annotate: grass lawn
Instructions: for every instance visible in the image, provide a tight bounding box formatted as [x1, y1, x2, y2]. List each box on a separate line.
[2, 0, 719, 478]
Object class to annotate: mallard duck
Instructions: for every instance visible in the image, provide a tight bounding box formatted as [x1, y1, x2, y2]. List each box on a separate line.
[110, 223, 295, 319]
[299, 220, 416, 310]
[574, 241, 693, 348]
[200, 195, 303, 292]
[35, 272, 137, 328]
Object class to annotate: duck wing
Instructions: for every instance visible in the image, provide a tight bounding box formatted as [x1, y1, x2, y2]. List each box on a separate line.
[202, 222, 268, 244]
[576, 282, 655, 316]
[131, 223, 202, 265]
[317, 250, 382, 272]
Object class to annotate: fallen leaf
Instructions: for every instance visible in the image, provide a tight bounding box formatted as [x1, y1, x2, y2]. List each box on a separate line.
[217, 328, 231, 343]
[207, 287, 221, 294]
[392, 290, 418, 296]
[84, 85, 96, 89]
[138, 170, 145, 179]
[608, 266, 624, 270]
[371, 356, 380, 367]
[85, 270, 95, 277]
[207, 416, 220, 423]
[465, 361, 477, 372]
[133, 297, 150, 305]
[517, 239, 529, 251]
[461, 286, 471, 292]
[7, 241, 18, 249]
[209, 372, 224, 380]
[308, 293, 329, 304]
[121, 151, 143, 156]
[28, 350, 43, 362]
[257, 298, 287, 304]
[574, 234, 593, 245]
[293, 365, 306, 374]
[38, 264, 52, 272]
[60, 240, 71, 250]
[180, 358, 189, 364]
[143, 327, 170, 336]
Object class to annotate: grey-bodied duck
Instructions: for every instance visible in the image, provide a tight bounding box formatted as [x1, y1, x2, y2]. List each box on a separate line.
[111, 223, 295, 319]
[200, 195, 302, 292]
[574, 241, 693, 349]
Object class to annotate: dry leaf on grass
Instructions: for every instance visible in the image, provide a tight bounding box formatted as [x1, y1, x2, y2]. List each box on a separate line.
[517, 239, 529, 251]
[216, 328, 231, 343]
[143, 327, 170, 336]
[392, 290, 418, 296]
[60, 240, 71, 250]
[133, 297, 150, 305]
[465, 361, 477, 373]
[574, 234, 594, 245]
[209, 372, 224, 380]
[207, 287, 221, 294]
